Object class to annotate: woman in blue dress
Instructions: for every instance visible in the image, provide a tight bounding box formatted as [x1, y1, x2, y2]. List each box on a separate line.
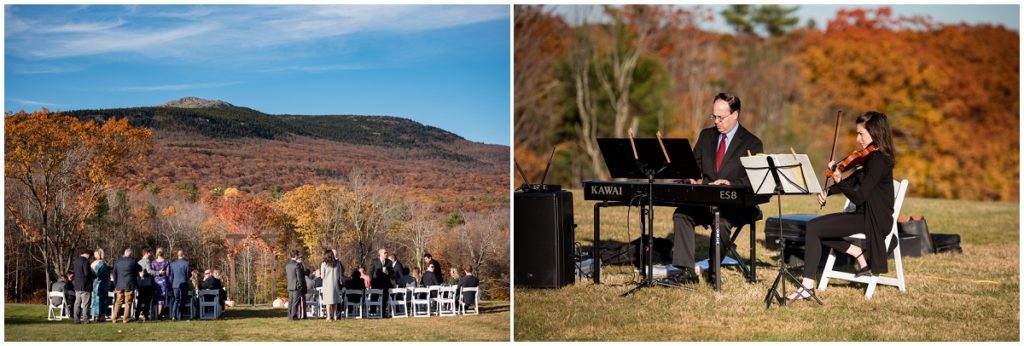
[152, 247, 170, 320]
[90, 248, 111, 321]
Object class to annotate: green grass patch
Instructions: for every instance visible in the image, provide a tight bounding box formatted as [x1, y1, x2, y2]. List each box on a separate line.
[515, 190, 1018, 341]
[6, 302, 509, 341]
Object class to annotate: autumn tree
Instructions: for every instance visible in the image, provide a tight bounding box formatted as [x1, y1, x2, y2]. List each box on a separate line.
[210, 190, 279, 305]
[278, 184, 354, 265]
[5, 110, 152, 288]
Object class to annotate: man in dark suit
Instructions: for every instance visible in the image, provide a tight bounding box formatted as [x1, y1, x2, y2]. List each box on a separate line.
[421, 262, 441, 286]
[136, 247, 160, 321]
[111, 248, 141, 323]
[369, 249, 392, 314]
[167, 250, 192, 321]
[369, 248, 393, 280]
[423, 253, 443, 283]
[71, 249, 95, 324]
[668, 92, 763, 286]
[284, 250, 305, 320]
[458, 265, 481, 308]
[387, 254, 404, 285]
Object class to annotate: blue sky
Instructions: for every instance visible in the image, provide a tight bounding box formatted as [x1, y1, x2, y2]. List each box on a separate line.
[553, 4, 1019, 32]
[5, 5, 511, 145]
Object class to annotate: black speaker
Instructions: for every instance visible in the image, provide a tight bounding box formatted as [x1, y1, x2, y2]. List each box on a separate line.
[514, 190, 574, 288]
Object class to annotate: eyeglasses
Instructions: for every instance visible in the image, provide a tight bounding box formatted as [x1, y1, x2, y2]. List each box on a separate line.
[710, 113, 733, 123]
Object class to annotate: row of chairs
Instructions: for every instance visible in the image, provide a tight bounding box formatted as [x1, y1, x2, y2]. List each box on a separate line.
[48, 289, 223, 321]
[303, 285, 479, 319]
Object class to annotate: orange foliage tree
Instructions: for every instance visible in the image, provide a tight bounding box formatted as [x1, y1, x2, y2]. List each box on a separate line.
[5, 109, 152, 287]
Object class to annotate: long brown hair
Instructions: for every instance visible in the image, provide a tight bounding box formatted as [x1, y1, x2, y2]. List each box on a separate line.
[857, 111, 896, 167]
[323, 249, 336, 268]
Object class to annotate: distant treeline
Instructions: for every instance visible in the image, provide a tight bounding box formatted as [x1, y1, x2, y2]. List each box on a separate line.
[63, 106, 465, 149]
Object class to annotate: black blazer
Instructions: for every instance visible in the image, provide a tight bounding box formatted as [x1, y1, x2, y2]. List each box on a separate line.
[369, 258, 392, 279]
[391, 260, 405, 282]
[828, 152, 895, 274]
[72, 255, 95, 292]
[421, 271, 441, 286]
[692, 124, 764, 188]
[427, 259, 443, 282]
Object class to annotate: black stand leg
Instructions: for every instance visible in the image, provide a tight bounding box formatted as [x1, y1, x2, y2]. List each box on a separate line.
[621, 172, 693, 297]
[764, 189, 822, 308]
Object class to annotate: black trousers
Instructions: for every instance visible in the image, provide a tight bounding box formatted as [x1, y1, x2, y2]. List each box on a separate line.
[671, 205, 754, 274]
[803, 212, 863, 278]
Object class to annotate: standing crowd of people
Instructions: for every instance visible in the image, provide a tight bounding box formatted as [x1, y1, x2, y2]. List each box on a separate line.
[286, 249, 481, 320]
[51, 247, 226, 323]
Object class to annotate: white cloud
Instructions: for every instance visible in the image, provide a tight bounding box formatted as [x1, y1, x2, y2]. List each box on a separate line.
[6, 5, 509, 60]
[7, 97, 71, 108]
[10, 64, 85, 74]
[104, 81, 242, 92]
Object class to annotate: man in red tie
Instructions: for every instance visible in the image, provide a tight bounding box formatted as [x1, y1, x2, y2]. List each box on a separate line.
[667, 92, 764, 286]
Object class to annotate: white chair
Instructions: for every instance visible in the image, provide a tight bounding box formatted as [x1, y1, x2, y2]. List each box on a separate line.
[364, 289, 384, 319]
[344, 289, 364, 319]
[436, 286, 458, 317]
[304, 288, 320, 319]
[108, 291, 136, 320]
[47, 292, 66, 321]
[198, 289, 221, 320]
[406, 287, 415, 315]
[427, 285, 441, 316]
[818, 179, 909, 299]
[389, 288, 409, 318]
[411, 287, 431, 317]
[459, 287, 480, 315]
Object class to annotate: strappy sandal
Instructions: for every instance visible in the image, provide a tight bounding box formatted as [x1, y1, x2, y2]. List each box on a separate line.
[785, 285, 816, 302]
[852, 251, 872, 276]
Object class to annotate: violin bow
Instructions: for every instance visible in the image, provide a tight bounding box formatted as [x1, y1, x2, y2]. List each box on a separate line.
[821, 110, 842, 208]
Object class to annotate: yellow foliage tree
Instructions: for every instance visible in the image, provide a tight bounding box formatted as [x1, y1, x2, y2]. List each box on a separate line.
[278, 184, 354, 265]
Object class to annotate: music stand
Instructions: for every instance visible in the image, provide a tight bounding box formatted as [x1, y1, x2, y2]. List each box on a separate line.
[740, 153, 823, 308]
[598, 137, 700, 296]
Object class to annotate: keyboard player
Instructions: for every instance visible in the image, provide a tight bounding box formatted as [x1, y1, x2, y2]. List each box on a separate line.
[668, 93, 763, 286]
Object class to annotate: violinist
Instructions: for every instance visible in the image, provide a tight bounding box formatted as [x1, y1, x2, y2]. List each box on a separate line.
[788, 111, 896, 301]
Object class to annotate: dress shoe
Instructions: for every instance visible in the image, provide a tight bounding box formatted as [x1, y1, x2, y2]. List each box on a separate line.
[666, 267, 699, 285]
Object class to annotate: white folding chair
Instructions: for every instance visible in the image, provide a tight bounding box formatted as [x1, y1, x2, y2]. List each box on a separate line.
[314, 287, 327, 319]
[108, 290, 138, 320]
[411, 287, 431, 317]
[818, 179, 909, 299]
[344, 289, 364, 319]
[389, 288, 409, 318]
[304, 289, 320, 319]
[459, 287, 480, 315]
[47, 292, 66, 321]
[364, 289, 384, 319]
[198, 289, 221, 320]
[427, 285, 441, 316]
[436, 286, 458, 317]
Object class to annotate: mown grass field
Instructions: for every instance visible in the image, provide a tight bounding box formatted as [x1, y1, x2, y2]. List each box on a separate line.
[514, 190, 1019, 341]
[5, 301, 509, 341]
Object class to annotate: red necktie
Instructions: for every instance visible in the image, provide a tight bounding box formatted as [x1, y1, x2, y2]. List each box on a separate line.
[715, 134, 727, 172]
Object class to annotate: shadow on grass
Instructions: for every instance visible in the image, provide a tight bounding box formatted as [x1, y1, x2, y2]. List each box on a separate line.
[220, 308, 284, 319]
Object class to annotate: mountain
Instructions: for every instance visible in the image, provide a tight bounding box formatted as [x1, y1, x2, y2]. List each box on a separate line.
[60, 98, 508, 207]
[161, 96, 235, 109]
[64, 97, 470, 150]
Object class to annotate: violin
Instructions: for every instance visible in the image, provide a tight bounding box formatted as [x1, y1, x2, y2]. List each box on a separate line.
[822, 144, 878, 191]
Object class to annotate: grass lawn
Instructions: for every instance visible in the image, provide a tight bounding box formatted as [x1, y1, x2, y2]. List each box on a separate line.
[514, 190, 1019, 341]
[5, 301, 510, 341]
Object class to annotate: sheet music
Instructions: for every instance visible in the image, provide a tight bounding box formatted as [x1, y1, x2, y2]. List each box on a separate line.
[740, 154, 822, 195]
